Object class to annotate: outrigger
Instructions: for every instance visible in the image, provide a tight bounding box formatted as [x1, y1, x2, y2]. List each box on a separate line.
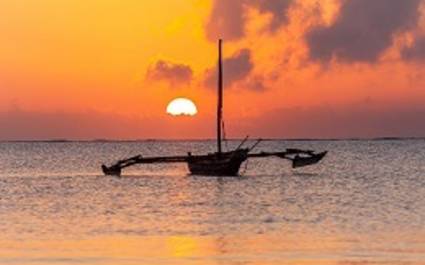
[101, 40, 327, 177]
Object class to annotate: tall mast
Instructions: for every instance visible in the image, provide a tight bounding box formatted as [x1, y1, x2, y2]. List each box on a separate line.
[217, 39, 223, 154]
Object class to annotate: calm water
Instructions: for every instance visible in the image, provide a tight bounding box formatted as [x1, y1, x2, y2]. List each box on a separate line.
[0, 140, 424, 265]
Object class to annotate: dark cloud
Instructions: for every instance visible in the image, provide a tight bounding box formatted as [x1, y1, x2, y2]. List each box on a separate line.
[206, 0, 294, 41]
[306, 0, 422, 63]
[401, 37, 425, 61]
[146, 60, 193, 85]
[204, 49, 254, 89]
[251, 0, 293, 31]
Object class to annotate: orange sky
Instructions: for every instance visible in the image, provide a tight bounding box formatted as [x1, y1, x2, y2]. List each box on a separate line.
[1, 0, 425, 140]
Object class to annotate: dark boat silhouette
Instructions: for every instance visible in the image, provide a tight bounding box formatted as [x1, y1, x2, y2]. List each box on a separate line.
[101, 40, 327, 177]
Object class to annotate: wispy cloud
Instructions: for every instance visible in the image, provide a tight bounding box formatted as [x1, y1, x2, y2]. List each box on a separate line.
[236, 103, 425, 139]
[401, 36, 425, 61]
[146, 60, 193, 85]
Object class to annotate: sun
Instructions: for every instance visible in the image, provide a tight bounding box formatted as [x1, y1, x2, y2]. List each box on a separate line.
[166, 98, 198, 116]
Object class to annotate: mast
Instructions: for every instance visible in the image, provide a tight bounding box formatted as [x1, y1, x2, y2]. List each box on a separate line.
[217, 39, 223, 154]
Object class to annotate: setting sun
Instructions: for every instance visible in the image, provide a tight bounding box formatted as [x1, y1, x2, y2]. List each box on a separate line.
[166, 98, 198, 116]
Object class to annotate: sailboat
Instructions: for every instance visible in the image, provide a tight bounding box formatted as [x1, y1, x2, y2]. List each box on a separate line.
[101, 39, 327, 177]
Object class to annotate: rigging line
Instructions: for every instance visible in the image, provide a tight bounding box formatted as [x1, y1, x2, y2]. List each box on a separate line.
[222, 119, 229, 150]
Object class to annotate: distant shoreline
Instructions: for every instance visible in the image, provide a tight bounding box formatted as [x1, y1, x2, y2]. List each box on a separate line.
[1, 137, 424, 143]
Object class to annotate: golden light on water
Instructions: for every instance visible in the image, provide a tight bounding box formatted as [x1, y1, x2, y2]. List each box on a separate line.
[166, 98, 198, 116]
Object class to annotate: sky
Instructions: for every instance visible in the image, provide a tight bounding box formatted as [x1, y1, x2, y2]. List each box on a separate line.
[1, 0, 425, 140]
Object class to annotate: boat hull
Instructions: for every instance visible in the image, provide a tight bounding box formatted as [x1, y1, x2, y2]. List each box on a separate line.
[101, 164, 121, 176]
[187, 149, 248, 176]
[292, 151, 327, 168]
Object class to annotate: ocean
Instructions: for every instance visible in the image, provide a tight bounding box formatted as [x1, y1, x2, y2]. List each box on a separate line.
[0, 140, 424, 265]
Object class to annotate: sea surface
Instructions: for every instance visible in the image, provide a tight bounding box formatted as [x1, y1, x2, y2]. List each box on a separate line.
[0, 140, 424, 265]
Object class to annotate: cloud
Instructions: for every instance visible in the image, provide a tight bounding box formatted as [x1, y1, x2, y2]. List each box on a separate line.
[2, 104, 424, 140]
[244, 75, 267, 91]
[234, 103, 425, 139]
[205, 0, 294, 41]
[146, 60, 193, 85]
[251, 0, 293, 31]
[401, 36, 425, 61]
[0, 109, 212, 140]
[306, 0, 422, 63]
[206, 1, 245, 41]
[204, 49, 254, 89]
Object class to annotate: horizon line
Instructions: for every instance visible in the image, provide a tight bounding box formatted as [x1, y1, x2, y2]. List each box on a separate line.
[1, 136, 424, 143]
